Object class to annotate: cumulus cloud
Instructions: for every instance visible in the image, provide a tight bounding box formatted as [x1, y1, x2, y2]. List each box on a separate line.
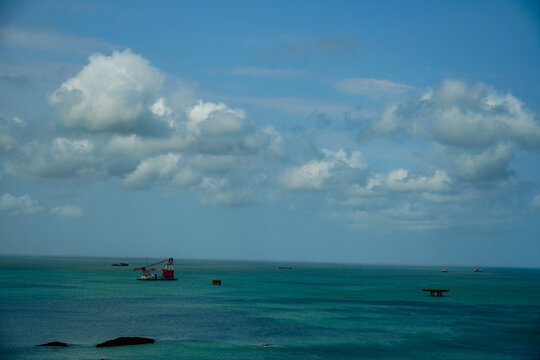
[180, 99, 258, 154]
[50, 204, 83, 217]
[3, 49, 287, 209]
[280, 159, 333, 190]
[262, 126, 285, 156]
[123, 153, 183, 189]
[332, 166, 522, 231]
[280, 149, 366, 190]
[364, 169, 451, 193]
[5, 41, 536, 232]
[122, 150, 259, 206]
[0, 193, 42, 215]
[0, 115, 25, 156]
[5, 137, 98, 179]
[370, 80, 540, 182]
[187, 100, 246, 136]
[445, 143, 514, 181]
[53, 138, 93, 154]
[49, 49, 164, 132]
[376, 80, 540, 148]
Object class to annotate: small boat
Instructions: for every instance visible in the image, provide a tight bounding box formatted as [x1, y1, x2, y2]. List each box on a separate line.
[441, 269, 448, 272]
[473, 264, 483, 272]
[112, 262, 129, 266]
[278, 266, 292, 269]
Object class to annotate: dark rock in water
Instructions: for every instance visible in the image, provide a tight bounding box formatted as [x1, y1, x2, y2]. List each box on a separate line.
[38, 341, 68, 347]
[96, 337, 155, 347]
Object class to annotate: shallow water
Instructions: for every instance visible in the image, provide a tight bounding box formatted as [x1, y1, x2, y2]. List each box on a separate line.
[1, 256, 539, 359]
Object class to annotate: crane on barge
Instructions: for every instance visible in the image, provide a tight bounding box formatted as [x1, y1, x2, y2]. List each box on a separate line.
[133, 258, 177, 280]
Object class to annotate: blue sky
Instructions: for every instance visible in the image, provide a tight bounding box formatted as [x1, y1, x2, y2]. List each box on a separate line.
[1, 0, 539, 267]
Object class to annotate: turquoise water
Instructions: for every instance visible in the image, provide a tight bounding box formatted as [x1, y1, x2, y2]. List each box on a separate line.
[1, 256, 539, 359]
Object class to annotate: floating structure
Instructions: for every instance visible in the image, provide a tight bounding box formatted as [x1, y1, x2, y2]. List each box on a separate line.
[473, 265, 483, 272]
[441, 269, 448, 272]
[211, 280, 222, 285]
[133, 258, 177, 280]
[422, 288, 449, 297]
[112, 262, 129, 266]
[278, 266, 292, 269]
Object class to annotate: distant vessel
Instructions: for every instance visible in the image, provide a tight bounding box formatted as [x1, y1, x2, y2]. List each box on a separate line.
[473, 265, 483, 272]
[441, 269, 448, 272]
[112, 262, 129, 266]
[278, 266, 292, 269]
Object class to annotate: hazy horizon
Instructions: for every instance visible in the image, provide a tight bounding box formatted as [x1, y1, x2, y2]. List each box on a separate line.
[2, 253, 539, 270]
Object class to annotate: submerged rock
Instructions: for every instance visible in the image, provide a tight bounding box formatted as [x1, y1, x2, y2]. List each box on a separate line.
[96, 337, 155, 347]
[38, 341, 68, 347]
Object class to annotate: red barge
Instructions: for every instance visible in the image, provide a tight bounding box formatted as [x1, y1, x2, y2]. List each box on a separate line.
[133, 258, 178, 280]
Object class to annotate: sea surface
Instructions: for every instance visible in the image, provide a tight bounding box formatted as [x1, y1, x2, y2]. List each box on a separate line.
[1, 256, 539, 359]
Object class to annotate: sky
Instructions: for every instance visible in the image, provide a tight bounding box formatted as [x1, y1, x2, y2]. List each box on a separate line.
[1, 0, 539, 267]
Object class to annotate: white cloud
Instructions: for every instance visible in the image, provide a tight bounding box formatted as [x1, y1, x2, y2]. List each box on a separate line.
[187, 100, 246, 136]
[377, 80, 540, 149]
[370, 80, 540, 183]
[5, 138, 98, 179]
[335, 78, 418, 99]
[150, 98, 172, 117]
[447, 143, 514, 181]
[262, 126, 285, 156]
[0, 193, 42, 215]
[364, 169, 451, 193]
[49, 49, 164, 132]
[4, 47, 285, 200]
[0, 115, 26, 156]
[280, 149, 366, 190]
[104, 134, 188, 157]
[50, 205, 83, 217]
[122, 151, 261, 206]
[4, 38, 536, 233]
[321, 149, 366, 169]
[333, 174, 520, 231]
[280, 159, 333, 190]
[53, 138, 93, 155]
[123, 153, 183, 189]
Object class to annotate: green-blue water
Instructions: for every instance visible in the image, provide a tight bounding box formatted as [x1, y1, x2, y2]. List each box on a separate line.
[1, 256, 539, 359]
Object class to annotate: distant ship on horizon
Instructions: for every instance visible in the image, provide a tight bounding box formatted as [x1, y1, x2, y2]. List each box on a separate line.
[473, 264, 483, 272]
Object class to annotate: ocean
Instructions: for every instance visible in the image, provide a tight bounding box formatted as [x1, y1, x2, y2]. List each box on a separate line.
[1, 256, 539, 359]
